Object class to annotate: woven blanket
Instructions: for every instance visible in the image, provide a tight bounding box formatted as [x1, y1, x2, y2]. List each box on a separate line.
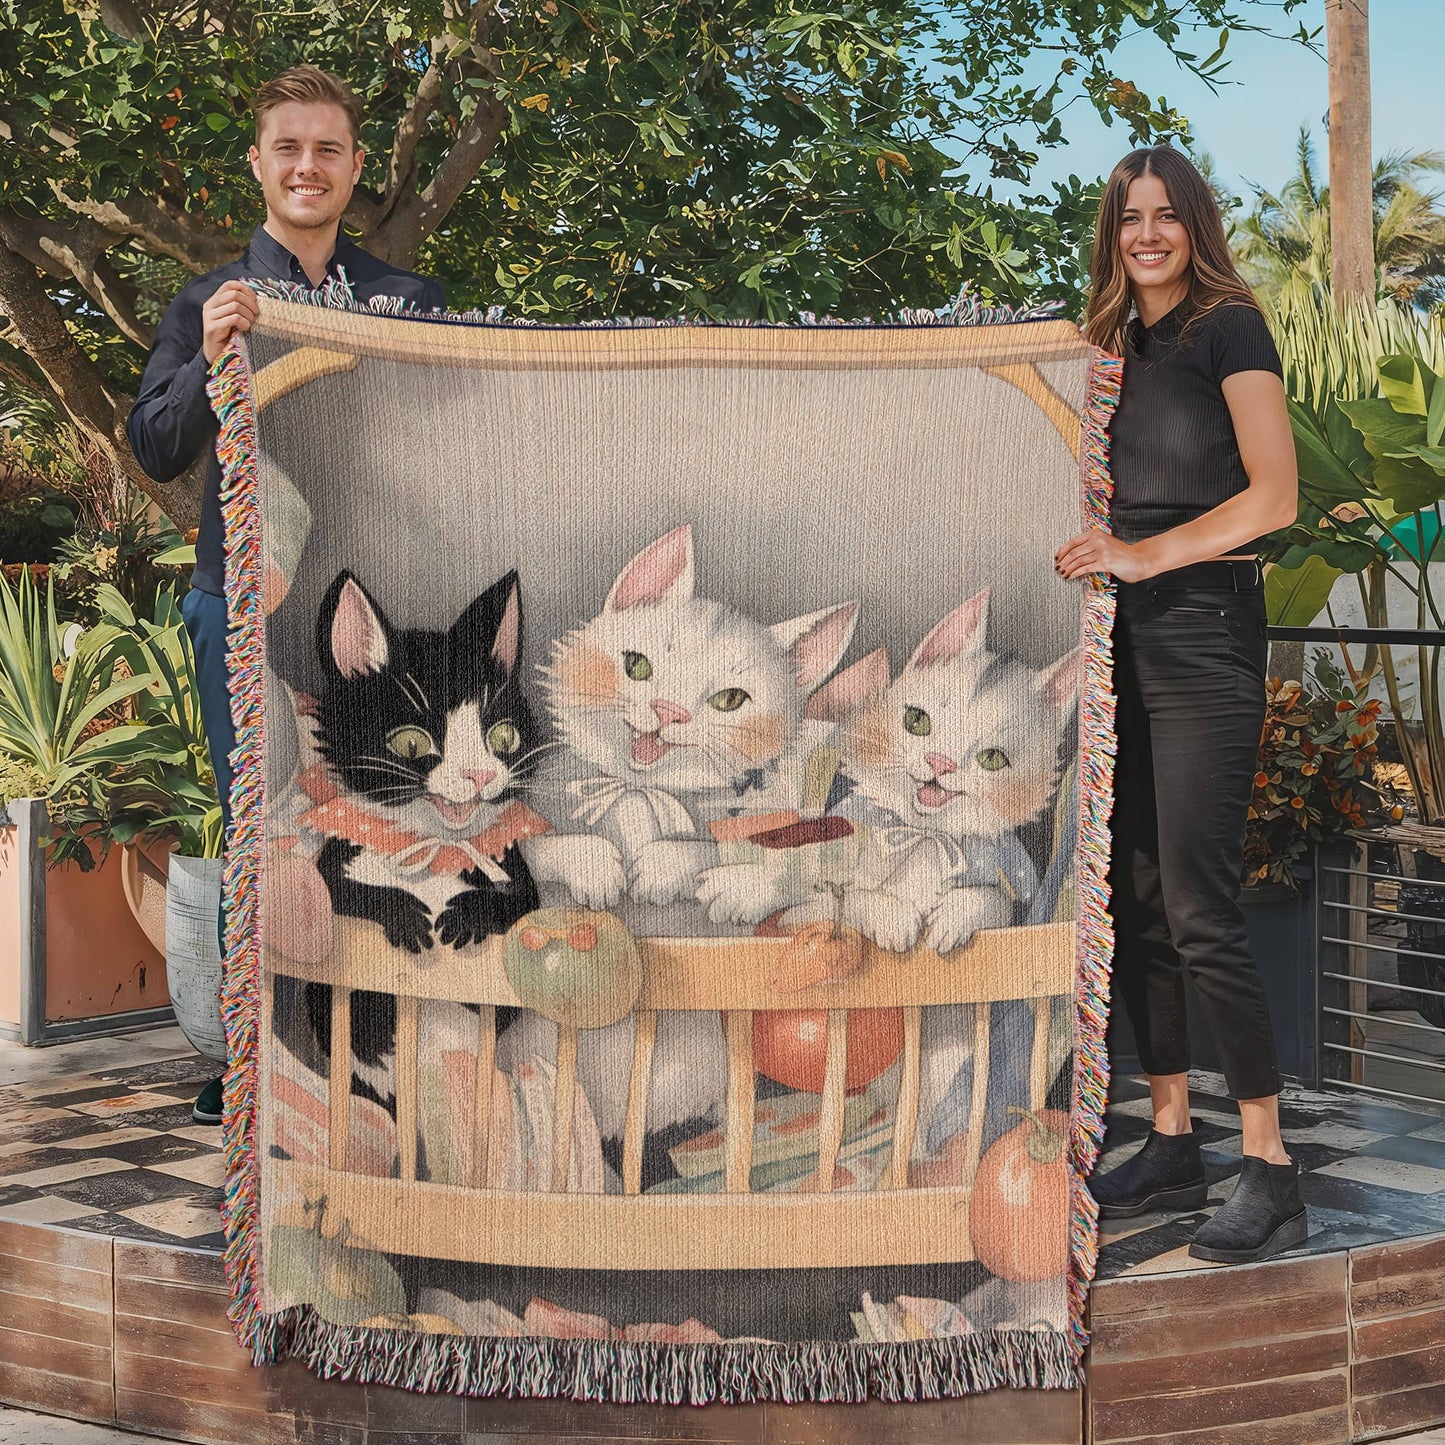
[210, 287, 1120, 1402]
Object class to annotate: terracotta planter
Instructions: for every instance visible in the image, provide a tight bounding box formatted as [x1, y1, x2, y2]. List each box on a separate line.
[0, 799, 172, 1044]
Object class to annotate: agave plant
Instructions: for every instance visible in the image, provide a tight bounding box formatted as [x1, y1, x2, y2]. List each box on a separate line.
[97, 584, 222, 860]
[0, 565, 160, 865]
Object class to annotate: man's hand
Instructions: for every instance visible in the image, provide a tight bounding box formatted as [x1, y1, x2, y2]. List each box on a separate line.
[201, 281, 261, 364]
[1054, 528, 1155, 583]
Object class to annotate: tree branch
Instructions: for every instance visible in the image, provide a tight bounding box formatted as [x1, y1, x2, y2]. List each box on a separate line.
[0, 209, 154, 349]
[47, 182, 239, 274]
[0, 242, 200, 528]
[370, 98, 507, 267]
[385, 51, 448, 211]
[365, 0, 506, 267]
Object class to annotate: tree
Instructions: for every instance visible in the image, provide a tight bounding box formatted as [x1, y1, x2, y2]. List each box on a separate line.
[1235, 128, 1445, 311]
[1, 1, 1314, 526]
[1325, 0, 1372, 304]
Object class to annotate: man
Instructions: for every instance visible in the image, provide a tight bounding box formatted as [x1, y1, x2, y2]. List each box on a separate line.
[128, 65, 443, 1125]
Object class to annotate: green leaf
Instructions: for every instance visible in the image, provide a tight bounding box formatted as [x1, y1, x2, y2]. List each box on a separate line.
[204, 113, 231, 132]
[1378, 354, 1433, 419]
[1265, 556, 1342, 627]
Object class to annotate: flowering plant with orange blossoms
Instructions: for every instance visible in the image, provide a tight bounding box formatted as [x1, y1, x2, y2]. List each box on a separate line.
[1243, 651, 1391, 889]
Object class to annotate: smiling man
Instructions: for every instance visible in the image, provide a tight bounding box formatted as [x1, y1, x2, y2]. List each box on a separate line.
[128, 65, 443, 1126]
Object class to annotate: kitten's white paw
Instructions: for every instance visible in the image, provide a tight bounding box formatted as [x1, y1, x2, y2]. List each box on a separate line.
[696, 863, 785, 924]
[845, 890, 926, 954]
[630, 839, 711, 904]
[926, 887, 1012, 954]
[522, 833, 625, 909]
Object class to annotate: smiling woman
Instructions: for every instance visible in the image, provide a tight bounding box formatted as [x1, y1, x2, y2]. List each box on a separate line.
[1058, 146, 1305, 1268]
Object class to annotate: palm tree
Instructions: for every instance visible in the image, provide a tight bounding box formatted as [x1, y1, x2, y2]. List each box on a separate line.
[1236, 127, 1445, 310]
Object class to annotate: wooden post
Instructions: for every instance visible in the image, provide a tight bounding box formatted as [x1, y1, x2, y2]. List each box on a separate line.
[1326, 0, 1373, 304]
[11, 800, 48, 1047]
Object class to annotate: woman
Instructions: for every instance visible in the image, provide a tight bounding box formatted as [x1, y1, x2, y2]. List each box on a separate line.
[1055, 147, 1304, 1264]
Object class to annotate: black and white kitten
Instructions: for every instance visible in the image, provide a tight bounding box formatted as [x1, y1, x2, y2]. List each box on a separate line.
[303, 568, 544, 1106]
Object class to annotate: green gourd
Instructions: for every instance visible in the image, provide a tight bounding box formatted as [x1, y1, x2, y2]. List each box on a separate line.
[503, 908, 643, 1029]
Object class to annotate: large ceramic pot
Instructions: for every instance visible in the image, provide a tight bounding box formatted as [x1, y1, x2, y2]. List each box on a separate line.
[165, 853, 227, 1061]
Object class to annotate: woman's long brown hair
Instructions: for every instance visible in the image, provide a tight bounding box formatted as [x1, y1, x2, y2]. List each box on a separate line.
[1083, 147, 1262, 357]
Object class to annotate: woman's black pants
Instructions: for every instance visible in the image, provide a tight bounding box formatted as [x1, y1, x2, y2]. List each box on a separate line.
[1108, 569, 1282, 1100]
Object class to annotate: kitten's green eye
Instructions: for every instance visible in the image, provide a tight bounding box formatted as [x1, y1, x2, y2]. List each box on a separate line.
[708, 687, 750, 712]
[386, 725, 437, 761]
[623, 651, 652, 682]
[487, 720, 521, 756]
[976, 747, 1010, 772]
[903, 706, 932, 737]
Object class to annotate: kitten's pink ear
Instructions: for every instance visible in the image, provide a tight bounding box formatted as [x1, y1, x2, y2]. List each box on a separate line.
[492, 577, 521, 676]
[772, 601, 859, 693]
[331, 578, 390, 679]
[1037, 648, 1083, 711]
[805, 648, 891, 721]
[605, 526, 694, 612]
[907, 589, 990, 672]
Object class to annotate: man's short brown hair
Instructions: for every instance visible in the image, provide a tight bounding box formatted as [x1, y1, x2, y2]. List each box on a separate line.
[251, 65, 364, 146]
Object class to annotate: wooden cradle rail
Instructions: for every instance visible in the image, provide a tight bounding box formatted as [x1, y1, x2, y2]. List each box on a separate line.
[265, 921, 1074, 1270]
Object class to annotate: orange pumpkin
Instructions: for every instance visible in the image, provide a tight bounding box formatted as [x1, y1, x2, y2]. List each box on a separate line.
[752, 1008, 903, 1094]
[968, 1108, 1070, 1281]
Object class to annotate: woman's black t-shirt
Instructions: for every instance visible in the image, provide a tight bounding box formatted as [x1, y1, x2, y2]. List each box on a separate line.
[1107, 300, 1283, 552]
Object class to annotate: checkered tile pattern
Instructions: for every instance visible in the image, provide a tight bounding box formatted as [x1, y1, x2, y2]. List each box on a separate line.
[3, 1039, 1444, 1276]
[0, 1052, 224, 1248]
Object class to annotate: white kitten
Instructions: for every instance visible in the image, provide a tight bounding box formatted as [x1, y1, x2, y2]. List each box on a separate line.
[805, 590, 1080, 954]
[539, 525, 858, 906]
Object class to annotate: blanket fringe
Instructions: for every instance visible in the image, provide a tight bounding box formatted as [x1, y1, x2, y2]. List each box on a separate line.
[240, 270, 1064, 330]
[241, 1311, 1076, 1402]
[1066, 348, 1124, 1361]
[207, 337, 272, 1353]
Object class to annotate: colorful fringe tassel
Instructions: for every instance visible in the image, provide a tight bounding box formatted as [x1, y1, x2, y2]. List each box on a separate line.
[1066, 349, 1124, 1362]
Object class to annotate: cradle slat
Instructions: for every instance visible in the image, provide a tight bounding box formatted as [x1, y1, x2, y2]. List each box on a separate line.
[282, 1159, 976, 1270]
[883, 1006, 923, 1189]
[1030, 996, 1052, 1112]
[328, 987, 352, 1172]
[812, 1011, 850, 1192]
[962, 1004, 991, 1185]
[470, 1004, 496, 1190]
[724, 1011, 755, 1192]
[396, 994, 419, 1182]
[623, 1010, 658, 1195]
[553, 1025, 580, 1192]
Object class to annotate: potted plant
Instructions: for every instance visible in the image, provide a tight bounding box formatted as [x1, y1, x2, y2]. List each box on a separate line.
[0, 566, 172, 1040]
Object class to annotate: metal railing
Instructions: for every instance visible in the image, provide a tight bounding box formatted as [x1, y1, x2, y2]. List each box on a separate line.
[1270, 622, 1445, 1113]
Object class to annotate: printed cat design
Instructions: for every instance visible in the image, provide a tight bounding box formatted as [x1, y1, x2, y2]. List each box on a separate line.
[794, 589, 1081, 955]
[301, 569, 613, 1106]
[539, 525, 859, 906]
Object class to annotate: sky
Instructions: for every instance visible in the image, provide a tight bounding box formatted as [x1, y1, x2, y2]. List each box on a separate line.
[988, 0, 1444, 205]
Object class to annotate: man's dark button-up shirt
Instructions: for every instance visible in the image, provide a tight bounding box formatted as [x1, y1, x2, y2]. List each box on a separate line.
[127, 226, 444, 596]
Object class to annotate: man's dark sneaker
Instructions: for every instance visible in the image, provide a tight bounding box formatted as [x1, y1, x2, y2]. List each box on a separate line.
[1189, 1156, 1307, 1263]
[1090, 1124, 1208, 1218]
[193, 1075, 224, 1126]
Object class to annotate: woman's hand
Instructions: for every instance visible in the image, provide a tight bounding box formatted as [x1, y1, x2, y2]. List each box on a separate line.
[1054, 528, 1155, 583]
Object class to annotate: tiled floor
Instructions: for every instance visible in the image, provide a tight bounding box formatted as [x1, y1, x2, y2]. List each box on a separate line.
[3, 1029, 1445, 1278]
[0, 1031, 224, 1250]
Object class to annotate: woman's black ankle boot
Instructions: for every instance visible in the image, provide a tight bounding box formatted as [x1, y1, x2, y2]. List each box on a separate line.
[1188, 1156, 1307, 1263]
[1090, 1125, 1207, 1218]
